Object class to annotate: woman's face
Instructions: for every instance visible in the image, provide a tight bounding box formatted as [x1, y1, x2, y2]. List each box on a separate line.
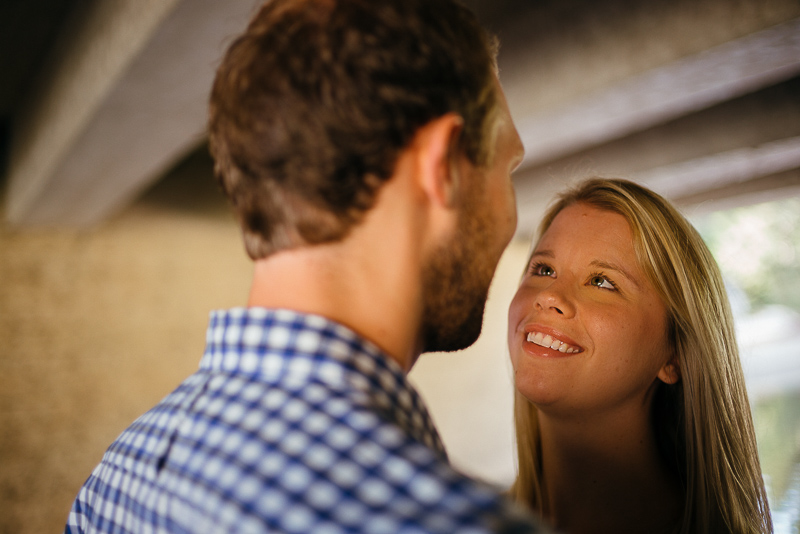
[508, 203, 675, 416]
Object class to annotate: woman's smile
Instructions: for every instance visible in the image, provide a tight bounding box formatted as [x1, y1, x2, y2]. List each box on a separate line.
[521, 324, 583, 356]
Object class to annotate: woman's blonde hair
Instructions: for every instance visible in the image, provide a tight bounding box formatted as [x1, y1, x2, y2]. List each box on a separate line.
[510, 178, 772, 534]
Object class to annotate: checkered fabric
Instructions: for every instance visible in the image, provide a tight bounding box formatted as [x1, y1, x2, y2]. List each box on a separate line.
[66, 308, 542, 533]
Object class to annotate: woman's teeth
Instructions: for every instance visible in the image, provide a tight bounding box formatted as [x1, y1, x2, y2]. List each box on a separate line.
[526, 331, 580, 353]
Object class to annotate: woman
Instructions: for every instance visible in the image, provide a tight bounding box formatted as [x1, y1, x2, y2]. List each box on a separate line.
[508, 178, 772, 533]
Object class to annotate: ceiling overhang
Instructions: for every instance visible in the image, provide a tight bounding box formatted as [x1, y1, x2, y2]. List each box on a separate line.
[3, 1, 799, 236]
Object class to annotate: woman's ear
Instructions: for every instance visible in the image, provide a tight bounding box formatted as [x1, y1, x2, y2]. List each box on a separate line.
[657, 358, 681, 385]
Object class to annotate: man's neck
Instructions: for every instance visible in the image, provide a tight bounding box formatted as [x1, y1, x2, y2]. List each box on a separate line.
[247, 216, 427, 372]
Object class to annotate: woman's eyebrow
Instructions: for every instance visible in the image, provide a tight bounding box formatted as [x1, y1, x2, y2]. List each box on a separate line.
[529, 249, 554, 259]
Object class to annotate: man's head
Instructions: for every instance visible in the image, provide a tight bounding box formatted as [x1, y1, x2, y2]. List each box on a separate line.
[208, 0, 500, 259]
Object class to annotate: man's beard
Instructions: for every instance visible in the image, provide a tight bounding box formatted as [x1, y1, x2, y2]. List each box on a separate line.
[419, 192, 498, 353]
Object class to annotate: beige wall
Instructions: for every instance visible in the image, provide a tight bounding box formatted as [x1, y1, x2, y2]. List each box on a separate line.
[0, 154, 529, 533]
[0, 168, 252, 531]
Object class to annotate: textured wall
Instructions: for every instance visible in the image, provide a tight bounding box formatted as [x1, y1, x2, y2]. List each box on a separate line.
[0, 152, 251, 532]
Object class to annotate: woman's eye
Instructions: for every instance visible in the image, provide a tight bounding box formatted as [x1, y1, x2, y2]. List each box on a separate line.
[589, 275, 615, 290]
[530, 263, 555, 277]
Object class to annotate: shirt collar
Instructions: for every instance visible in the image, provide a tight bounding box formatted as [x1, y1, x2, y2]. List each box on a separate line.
[201, 307, 446, 457]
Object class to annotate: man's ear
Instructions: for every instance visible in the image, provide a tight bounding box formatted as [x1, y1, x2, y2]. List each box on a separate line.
[657, 357, 681, 385]
[413, 113, 465, 208]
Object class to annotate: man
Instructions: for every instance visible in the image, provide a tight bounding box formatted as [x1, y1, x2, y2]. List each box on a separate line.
[66, 0, 543, 531]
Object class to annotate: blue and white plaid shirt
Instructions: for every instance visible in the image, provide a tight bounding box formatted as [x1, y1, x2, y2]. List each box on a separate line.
[66, 308, 542, 533]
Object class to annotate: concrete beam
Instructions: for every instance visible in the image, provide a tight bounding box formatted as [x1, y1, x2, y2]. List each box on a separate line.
[5, 0, 261, 226]
[511, 73, 800, 239]
[513, 136, 800, 240]
[675, 167, 800, 215]
[638, 136, 800, 199]
[515, 17, 800, 167]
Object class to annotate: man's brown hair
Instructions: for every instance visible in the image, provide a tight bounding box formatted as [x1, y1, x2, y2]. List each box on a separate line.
[208, 0, 499, 259]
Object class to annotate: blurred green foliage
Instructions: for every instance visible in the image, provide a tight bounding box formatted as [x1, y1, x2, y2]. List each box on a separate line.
[693, 197, 800, 312]
[752, 391, 800, 510]
[693, 196, 800, 529]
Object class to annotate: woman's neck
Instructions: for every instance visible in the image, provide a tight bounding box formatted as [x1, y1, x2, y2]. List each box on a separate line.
[537, 406, 682, 534]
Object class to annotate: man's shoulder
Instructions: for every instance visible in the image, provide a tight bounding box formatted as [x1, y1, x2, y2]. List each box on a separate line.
[204, 376, 547, 532]
[68, 356, 549, 533]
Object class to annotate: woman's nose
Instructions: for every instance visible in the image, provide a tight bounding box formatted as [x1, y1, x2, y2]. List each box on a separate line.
[534, 280, 575, 317]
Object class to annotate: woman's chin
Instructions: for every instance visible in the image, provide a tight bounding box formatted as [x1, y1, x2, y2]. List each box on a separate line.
[515, 379, 563, 409]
